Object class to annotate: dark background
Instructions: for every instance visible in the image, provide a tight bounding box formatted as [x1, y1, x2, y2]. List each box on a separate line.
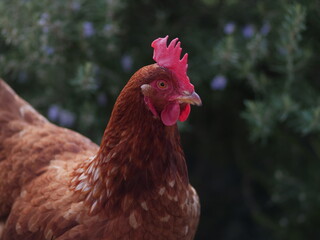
[1, 0, 320, 239]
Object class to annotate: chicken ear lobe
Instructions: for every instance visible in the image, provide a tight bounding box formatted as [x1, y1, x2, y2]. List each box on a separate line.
[161, 101, 180, 126]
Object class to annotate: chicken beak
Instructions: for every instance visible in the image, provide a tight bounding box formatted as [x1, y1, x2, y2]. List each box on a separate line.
[177, 91, 202, 106]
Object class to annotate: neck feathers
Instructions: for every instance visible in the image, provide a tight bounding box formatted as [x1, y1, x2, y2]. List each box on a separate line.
[72, 71, 189, 215]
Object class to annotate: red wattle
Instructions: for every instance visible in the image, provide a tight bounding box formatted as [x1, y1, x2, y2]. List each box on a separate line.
[179, 104, 191, 122]
[161, 102, 180, 126]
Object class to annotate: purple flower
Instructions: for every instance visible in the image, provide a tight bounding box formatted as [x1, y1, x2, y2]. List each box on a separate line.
[47, 105, 60, 121]
[211, 75, 227, 90]
[224, 22, 235, 35]
[242, 24, 255, 38]
[58, 109, 76, 127]
[47, 105, 76, 127]
[121, 55, 133, 72]
[83, 22, 95, 38]
[42, 26, 49, 33]
[38, 13, 49, 26]
[43, 46, 54, 55]
[97, 93, 107, 106]
[260, 22, 271, 35]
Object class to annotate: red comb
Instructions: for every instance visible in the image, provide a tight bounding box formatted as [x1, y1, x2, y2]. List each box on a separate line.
[151, 36, 194, 92]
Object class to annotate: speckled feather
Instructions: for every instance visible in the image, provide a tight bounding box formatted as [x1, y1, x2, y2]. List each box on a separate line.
[0, 64, 200, 240]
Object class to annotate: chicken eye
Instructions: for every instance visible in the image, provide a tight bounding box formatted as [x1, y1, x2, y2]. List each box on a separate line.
[157, 80, 168, 90]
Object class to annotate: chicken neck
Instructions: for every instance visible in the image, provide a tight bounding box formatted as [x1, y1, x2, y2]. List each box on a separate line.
[72, 82, 189, 216]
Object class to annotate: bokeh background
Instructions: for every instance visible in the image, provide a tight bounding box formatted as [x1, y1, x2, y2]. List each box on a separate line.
[1, 0, 320, 239]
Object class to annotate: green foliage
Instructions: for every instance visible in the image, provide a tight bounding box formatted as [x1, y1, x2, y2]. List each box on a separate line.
[278, 4, 306, 90]
[239, 4, 310, 140]
[1, 0, 320, 239]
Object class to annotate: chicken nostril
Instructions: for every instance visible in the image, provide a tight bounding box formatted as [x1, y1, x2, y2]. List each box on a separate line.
[182, 90, 191, 96]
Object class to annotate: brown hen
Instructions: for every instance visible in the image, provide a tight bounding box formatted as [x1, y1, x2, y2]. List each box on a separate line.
[0, 36, 201, 240]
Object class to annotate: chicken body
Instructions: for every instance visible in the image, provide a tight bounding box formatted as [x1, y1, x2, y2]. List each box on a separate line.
[0, 62, 200, 239]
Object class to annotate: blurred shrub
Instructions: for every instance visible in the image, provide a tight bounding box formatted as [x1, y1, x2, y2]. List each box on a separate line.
[1, 0, 320, 240]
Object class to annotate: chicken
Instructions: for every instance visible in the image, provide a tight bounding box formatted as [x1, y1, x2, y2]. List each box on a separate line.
[0, 36, 201, 240]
